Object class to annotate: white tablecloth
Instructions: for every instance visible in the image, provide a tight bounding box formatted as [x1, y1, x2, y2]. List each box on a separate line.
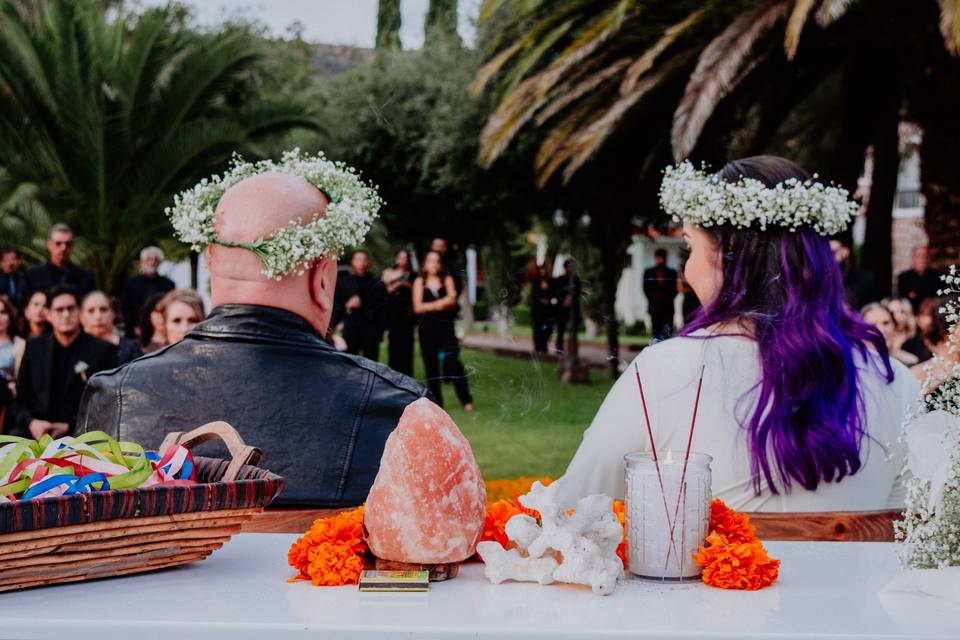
[1, 534, 958, 639]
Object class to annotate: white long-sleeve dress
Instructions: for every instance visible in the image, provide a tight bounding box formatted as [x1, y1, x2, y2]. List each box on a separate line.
[555, 331, 921, 512]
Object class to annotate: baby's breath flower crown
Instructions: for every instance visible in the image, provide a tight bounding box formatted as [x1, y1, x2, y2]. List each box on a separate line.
[165, 149, 383, 280]
[659, 161, 857, 236]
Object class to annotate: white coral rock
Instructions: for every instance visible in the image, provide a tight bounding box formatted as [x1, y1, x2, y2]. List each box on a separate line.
[479, 481, 623, 595]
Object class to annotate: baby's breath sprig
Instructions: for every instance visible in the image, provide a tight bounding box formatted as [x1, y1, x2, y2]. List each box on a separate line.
[165, 149, 383, 280]
[658, 161, 856, 236]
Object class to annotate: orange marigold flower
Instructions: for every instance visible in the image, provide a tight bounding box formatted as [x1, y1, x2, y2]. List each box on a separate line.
[480, 499, 524, 550]
[694, 532, 780, 590]
[612, 500, 627, 567]
[709, 498, 756, 544]
[287, 506, 366, 586]
[484, 477, 554, 503]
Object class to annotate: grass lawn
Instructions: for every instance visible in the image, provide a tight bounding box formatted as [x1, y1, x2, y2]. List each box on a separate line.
[384, 343, 615, 481]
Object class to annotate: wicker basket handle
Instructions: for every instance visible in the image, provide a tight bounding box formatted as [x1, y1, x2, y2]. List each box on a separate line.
[160, 421, 262, 483]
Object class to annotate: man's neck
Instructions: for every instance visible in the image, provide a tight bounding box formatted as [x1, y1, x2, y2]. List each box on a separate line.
[53, 330, 80, 347]
[50, 259, 68, 269]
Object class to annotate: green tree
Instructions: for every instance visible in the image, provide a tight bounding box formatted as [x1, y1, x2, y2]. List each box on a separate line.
[376, 0, 401, 51]
[0, 0, 318, 292]
[425, 0, 460, 47]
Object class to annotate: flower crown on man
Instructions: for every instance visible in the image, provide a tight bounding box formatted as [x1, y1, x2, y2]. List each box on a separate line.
[166, 149, 383, 281]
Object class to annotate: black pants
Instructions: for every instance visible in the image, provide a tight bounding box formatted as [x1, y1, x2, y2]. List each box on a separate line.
[649, 308, 674, 339]
[419, 328, 472, 408]
[344, 323, 382, 362]
[532, 311, 554, 354]
[387, 321, 414, 376]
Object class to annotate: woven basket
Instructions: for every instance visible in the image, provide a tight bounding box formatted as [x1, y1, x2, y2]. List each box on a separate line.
[0, 422, 283, 592]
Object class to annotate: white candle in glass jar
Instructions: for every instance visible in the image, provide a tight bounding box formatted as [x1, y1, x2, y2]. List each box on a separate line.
[624, 450, 712, 580]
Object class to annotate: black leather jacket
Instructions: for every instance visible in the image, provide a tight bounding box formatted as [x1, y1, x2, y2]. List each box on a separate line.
[76, 304, 430, 506]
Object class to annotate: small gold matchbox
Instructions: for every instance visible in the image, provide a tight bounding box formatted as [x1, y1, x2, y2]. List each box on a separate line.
[359, 570, 430, 592]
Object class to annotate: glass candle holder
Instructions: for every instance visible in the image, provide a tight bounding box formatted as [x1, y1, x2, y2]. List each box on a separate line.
[624, 451, 712, 580]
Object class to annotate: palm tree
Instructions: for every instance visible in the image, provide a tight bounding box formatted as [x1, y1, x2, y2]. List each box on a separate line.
[0, 0, 318, 292]
[376, 0, 401, 51]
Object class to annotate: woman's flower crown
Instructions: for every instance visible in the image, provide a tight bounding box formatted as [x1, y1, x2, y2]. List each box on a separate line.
[165, 149, 383, 280]
[659, 161, 857, 236]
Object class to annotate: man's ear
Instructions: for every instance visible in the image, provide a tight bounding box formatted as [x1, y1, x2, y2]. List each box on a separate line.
[309, 257, 338, 333]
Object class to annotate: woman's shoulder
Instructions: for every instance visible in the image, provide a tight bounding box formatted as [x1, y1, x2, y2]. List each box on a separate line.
[636, 332, 755, 364]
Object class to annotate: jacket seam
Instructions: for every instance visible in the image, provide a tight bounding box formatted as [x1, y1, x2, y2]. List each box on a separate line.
[336, 371, 375, 500]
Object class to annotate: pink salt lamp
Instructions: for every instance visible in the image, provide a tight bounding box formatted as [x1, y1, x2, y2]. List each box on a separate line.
[364, 398, 487, 564]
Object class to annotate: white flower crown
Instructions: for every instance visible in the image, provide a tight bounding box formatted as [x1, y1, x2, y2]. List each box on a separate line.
[165, 149, 383, 280]
[659, 161, 857, 236]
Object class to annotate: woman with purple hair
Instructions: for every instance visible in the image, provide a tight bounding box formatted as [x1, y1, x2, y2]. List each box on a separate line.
[557, 156, 920, 511]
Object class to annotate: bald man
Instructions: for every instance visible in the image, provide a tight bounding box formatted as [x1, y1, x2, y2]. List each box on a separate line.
[76, 173, 430, 506]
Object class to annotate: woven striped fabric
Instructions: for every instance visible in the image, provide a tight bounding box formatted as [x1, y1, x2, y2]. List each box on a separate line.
[0, 457, 283, 534]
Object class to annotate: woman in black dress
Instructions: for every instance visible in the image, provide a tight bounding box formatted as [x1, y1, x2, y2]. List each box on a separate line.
[413, 250, 474, 411]
[382, 249, 415, 375]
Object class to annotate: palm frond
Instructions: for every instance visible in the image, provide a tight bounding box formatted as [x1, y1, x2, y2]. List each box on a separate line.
[536, 57, 630, 125]
[939, 0, 960, 54]
[621, 8, 704, 94]
[785, 0, 817, 60]
[671, 0, 790, 162]
[815, 0, 854, 26]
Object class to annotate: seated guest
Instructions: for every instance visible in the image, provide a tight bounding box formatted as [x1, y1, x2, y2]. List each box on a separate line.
[903, 297, 936, 363]
[861, 302, 919, 367]
[910, 295, 960, 386]
[22, 291, 49, 338]
[12, 285, 116, 439]
[120, 247, 174, 338]
[80, 291, 142, 365]
[159, 289, 205, 345]
[136, 292, 168, 354]
[0, 296, 24, 431]
[22, 224, 95, 301]
[557, 156, 919, 512]
[77, 156, 430, 506]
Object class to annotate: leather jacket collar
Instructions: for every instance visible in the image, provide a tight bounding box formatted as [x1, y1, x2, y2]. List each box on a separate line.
[190, 304, 333, 349]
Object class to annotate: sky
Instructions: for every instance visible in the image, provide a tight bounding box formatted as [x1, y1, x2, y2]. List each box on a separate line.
[136, 0, 480, 49]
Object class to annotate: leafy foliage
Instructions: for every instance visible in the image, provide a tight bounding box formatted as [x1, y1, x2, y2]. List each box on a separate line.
[0, 0, 318, 291]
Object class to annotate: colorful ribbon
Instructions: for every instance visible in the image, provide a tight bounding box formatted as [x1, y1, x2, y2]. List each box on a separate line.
[0, 432, 195, 503]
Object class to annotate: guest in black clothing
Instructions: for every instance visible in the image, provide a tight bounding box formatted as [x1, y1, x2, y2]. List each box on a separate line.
[902, 297, 936, 363]
[897, 246, 941, 311]
[12, 285, 116, 439]
[643, 248, 679, 338]
[529, 262, 557, 354]
[431, 237, 463, 297]
[341, 250, 387, 361]
[830, 237, 880, 310]
[120, 246, 175, 338]
[413, 251, 473, 411]
[22, 224, 95, 302]
[382, 249, 416, 375]
[0, 248, 26, 311]
[554, 260, 582, 354]
[81, 291, 142, 365]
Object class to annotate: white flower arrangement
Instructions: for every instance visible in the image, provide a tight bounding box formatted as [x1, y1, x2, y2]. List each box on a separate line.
[658, 161, 857, 236]
[165, 148, 383, 280]
[895, 267, 960, 570]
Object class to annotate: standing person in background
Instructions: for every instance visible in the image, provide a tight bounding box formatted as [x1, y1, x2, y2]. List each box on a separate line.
[121, 247, 174, 338]
[12, 285, 116, 438]
[431, 237, 463, 297]
[897, 246, 941, 310]
[643, 248, 679, 338]
[861, 302, 919, 367]
[341, 250, 386, 361]
[554, 259, 581, 354]
[0, 248, 26, 311]
[22, 291, 49, 338]
[830, 237, 879, 310]
[382, 249, 415, 375]
[413, 250, 474, 411]
[529, 261, 556, 354]
[22, 224, 95, 300]
[160, 289, 205, 345]
[136, 292, 168, 354]
[81, 291, 142, 365]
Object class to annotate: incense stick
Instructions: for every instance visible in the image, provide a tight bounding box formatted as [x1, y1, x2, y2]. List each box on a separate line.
[664, 363, 706, 572]
[634, 362, 680, 575]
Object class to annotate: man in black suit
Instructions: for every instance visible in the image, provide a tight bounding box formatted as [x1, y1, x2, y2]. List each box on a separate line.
[22, 224, 95, 302]
[644, 248, 679, 338]
[120, 246, 174, 337]
[340, 250, 387, 361]
[897, 245, 941, 311]
[0, 248, 26, 311]
[12, 285, 116, 439]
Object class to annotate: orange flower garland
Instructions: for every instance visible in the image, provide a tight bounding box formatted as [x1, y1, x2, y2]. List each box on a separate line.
[288, 506, 367, 586]
[693, 499, 780, 590]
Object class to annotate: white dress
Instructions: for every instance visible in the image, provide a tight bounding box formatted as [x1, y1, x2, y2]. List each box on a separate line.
[555, 331, 921, 512]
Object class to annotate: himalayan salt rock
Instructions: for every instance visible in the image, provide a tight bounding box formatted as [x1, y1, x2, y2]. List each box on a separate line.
[364, 398, 486, 564]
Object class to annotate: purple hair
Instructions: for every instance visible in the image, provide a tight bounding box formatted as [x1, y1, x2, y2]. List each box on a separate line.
[680, 156, 894, 494]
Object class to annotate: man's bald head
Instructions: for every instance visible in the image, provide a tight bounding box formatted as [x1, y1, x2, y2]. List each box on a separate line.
[208, 172, 338, 336]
